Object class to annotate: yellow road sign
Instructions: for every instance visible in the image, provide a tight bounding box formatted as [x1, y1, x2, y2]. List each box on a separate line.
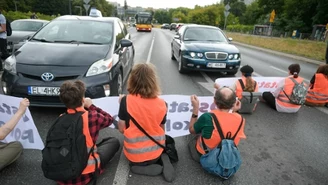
[270, 10, 276, 23]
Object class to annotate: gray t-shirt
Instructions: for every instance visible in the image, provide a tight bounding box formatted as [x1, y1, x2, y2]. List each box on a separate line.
[0, 14, 7, 39]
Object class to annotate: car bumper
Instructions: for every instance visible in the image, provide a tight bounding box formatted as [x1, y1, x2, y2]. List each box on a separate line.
[1, 70, 112, 107]
[181, 55, 241, 72]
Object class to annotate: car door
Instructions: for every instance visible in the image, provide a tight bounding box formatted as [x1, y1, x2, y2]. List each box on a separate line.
[118, 20, 133, 73]
[114, 20, 128, 81]
[173, 26, 184, 59]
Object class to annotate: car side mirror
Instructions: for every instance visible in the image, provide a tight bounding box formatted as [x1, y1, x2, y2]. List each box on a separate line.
[174, 35, 180, 39]
[120, 39, 133, 48]
[228, 37, 233, 42]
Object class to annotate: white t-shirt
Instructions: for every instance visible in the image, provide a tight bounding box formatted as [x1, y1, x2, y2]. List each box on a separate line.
[0, 14, 7, 39]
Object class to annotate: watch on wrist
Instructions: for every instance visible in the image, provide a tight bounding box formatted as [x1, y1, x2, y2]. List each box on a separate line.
[192, 113, 198, 118]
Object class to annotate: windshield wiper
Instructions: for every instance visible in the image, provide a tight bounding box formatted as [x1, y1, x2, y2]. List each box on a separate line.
[31, 38, 53, 43]
[205, 40, 221, 42]
[53, 40, 103, 45]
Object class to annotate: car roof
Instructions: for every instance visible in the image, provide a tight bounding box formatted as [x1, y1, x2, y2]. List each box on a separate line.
[54, 15, 119, 23]
[183, 24, 221, 30]
[13, 19, 50, 23]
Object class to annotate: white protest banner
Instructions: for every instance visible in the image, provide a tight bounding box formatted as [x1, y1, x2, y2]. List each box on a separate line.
[0, 94, 44, 150]
[93, 95, 216, 138]
[215, 77, 284, 93]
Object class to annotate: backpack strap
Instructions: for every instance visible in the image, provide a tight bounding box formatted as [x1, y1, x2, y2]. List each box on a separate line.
[238, 79, 245, 90]
[282, 77, 299, 102]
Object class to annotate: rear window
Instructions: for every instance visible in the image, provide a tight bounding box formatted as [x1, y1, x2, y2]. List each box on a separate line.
[183, 27, 228, 43]
[33, 20, 113, 44]
[11, 21, 45, 32]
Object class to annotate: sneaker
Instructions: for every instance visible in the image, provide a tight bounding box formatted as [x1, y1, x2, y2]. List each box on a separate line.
[161, 153, 175, 182]
[130, 164, 163, 176]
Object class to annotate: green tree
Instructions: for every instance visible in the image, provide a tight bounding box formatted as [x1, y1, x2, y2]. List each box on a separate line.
[240, 0, 263, 25]
[154, 10, 170, 24]
[312, 0, 328, 25]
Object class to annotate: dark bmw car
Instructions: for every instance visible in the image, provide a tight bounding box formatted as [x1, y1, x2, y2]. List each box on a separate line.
[1, 15, 134, 107]
[171, 25, 240, 74]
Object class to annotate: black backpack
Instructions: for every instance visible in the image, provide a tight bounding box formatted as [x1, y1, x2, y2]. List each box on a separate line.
[6, 19, 12, 36]
[41, 111, 94, 181]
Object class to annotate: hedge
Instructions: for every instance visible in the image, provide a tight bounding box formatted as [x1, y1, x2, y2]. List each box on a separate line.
[2, 11, 56, 22]
[226, 24, 254, 33]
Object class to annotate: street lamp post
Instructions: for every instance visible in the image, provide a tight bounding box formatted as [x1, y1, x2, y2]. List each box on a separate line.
[13, 1, 18, 12]
[75, 6, 82, 16]
[68, 0, 72, 15]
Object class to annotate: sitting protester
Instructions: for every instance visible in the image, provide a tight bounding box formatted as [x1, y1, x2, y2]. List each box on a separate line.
[0, 98, 29, 171]
[262, 64, 307, 113]
[42, 80, 120, 185]
[118, 63, 175, 182]
[305, 64, 328, 107]
[215, 65, 259, 113]
[188, 87, 246, 179]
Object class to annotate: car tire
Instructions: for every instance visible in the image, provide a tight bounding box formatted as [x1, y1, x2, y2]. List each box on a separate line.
[110, 70, 123, 96]
[171, 49, 176, 60]
[227, 70, 238, 76]
[178, 55, 186, 74]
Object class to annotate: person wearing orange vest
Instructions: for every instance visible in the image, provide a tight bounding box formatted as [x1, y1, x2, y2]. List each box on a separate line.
[214, 65, 258, 99]
[57, 80, 120, 185]
[262, 64, 305, 113]
[188, 87, 246, 163]
[305, 64, 328, 107]
[118, 63, 175, 182]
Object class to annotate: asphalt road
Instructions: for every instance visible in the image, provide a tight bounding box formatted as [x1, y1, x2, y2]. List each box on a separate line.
[1, 27, 327, 185]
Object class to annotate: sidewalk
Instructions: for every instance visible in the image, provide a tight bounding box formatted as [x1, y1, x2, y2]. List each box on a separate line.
[232, 41, 325, 66]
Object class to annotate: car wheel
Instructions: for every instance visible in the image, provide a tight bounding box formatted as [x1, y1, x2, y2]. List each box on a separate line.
[226, 70, 238, 76]
[171, 49, 176, 60]
[178, 55, 186, 74]
[110, 70, 123, 96]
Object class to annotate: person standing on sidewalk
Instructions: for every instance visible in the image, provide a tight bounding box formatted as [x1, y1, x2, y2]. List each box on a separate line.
[0, 9, 9, 70]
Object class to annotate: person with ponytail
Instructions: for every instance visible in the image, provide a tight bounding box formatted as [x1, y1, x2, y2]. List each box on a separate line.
[262, 63, 305, 113]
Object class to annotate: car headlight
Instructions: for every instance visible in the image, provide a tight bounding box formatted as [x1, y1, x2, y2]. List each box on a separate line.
[197, 53, 203, 58]
[190, 52, 196, 58]
[228, 54, 234, 60]
[86, 58, 113, 77]
[234, 54, 240, 60]
[4, 56, 17, 74]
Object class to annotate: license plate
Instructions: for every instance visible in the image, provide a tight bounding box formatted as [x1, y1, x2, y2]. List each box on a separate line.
[28, 86, 60, 96]
[207, 63, 226, 68]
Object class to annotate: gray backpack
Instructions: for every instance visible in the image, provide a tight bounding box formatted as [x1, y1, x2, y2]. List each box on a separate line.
[283, 77, 308, 105]
[238, 79, 259, 114]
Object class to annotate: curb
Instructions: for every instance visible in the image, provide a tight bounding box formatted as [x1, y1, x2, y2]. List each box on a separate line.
[232, 41, 324, 66]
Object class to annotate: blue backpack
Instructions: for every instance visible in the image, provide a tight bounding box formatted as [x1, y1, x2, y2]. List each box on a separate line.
[200, 113, 243, 179]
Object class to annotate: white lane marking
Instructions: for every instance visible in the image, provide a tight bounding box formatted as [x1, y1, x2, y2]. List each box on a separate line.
[112, 151, 130, 185]
[146, 36, 155, 64]
[270, 66, 288, 74]
[200, 72, 213, 83]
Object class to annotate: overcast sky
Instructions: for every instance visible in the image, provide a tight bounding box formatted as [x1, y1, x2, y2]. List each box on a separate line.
[114, 0, 222, 9]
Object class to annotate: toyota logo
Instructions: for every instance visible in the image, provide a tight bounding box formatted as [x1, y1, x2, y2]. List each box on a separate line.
[41, 72, 55, 81]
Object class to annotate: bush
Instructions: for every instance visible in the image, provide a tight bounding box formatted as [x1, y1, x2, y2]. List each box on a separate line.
[2, 11, 55, 21]
[227, 24, 253, 33]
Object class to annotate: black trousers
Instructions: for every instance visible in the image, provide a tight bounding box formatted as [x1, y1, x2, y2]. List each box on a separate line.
[0, 38, 9, 60]
[262, 92, 277, 110]
[96, 137, 120, 168]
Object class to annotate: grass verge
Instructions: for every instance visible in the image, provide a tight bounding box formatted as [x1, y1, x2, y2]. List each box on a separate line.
[227, 32, 326, 62]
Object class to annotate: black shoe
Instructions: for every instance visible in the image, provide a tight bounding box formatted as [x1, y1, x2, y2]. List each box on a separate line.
[161, 153, 175, 182]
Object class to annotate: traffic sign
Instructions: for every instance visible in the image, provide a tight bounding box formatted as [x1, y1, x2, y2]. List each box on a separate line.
[269, 9, 276, 23]
[326, 23, 328, 30]
[224, 10, 230, 17]
[83, 0, 91, 4]
[225, 4, 231, 11]
[84, 4, 90, 14]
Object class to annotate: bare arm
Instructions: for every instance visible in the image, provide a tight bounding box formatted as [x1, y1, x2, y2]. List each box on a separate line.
[189, 95, 199, 134]
[0, 99, 30, 140]
[118, 119, 126, 134]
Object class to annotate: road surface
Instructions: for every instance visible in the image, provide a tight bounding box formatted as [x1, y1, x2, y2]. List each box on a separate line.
[0, 27, 327, 185]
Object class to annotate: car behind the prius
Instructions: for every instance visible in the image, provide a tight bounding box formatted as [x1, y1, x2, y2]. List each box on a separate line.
[171, 24, 241, 74]
[1, 15, 134, 107]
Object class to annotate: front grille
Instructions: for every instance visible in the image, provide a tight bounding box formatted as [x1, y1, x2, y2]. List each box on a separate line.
[205, 52, 228, 60]
[20, 73, 79, 81]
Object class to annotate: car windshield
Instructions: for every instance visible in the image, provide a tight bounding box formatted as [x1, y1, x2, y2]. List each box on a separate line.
[11, 21, 45, 32]
[183, 27, 228, 43]
[136, 16, 152, 24]
[33, 20, 113, 45]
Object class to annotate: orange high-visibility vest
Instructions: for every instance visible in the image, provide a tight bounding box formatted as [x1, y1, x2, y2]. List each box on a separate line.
[306, 74, 328, 104]
[235, 76, 258, 99]
[124, 95, 167, 163]
[196, 110, 246, 155]
[276, 77, 304, 109]
[67, 107, 101, 174]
